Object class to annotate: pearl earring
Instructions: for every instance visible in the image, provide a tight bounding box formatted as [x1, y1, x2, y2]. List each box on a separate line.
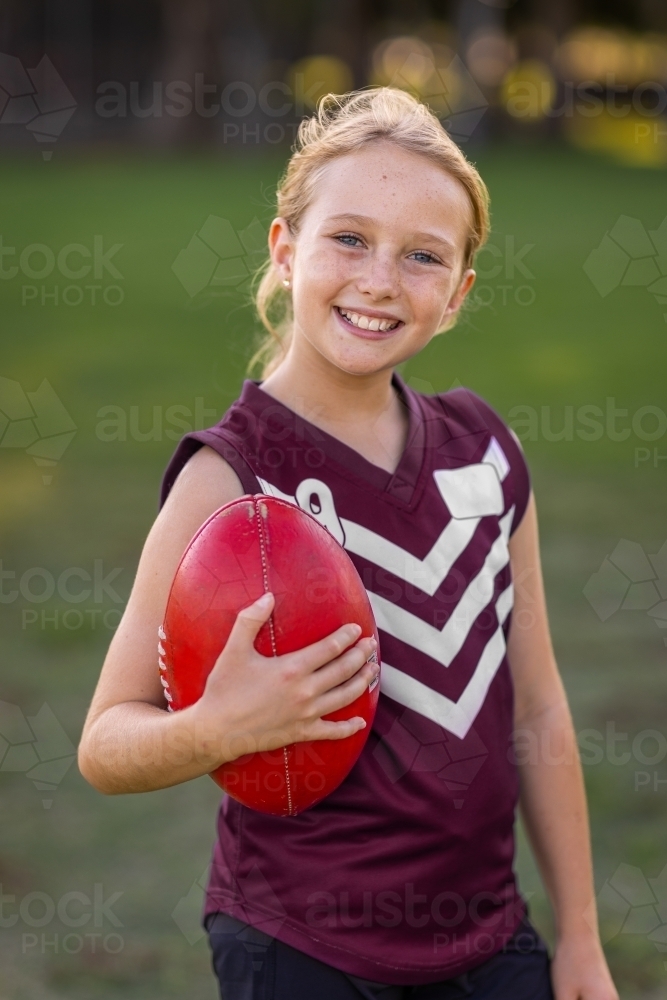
[282, 278, 290, 288]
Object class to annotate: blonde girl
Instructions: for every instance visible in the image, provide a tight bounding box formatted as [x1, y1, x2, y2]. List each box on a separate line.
[79, 88, 618, 1000]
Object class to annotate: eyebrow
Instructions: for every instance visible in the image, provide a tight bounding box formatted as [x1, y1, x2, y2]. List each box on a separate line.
[324, 213, 458, 255]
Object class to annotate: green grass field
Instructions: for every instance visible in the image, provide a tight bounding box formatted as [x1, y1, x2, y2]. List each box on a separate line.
[0, 142, 666, 998]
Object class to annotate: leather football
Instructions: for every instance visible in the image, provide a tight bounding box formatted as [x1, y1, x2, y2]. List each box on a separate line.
[158, 494, 380, 816]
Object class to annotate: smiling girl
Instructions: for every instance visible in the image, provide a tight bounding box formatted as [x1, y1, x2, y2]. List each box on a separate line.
[79, 89, 618, 1000]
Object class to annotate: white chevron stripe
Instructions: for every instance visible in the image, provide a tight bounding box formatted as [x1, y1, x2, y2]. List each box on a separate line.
[379, 582, 514, 738]
[343, 515, 479, 597]
[496, 582, 514, 624]
[368, 507, 514, 667]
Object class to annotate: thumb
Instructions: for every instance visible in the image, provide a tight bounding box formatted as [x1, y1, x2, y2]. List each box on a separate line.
[226, 592, 275, 652]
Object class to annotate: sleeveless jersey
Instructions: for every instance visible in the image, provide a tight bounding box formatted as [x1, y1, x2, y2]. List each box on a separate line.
[160, 371, 531, 985]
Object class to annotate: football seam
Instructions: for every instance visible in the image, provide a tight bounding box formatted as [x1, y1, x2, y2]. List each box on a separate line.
[157, 625, 173, 711]
[254, 497, 294, 817]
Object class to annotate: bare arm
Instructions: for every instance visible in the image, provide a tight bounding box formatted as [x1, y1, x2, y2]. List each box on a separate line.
[508, 494, 617, 1000]
[78, 446, 378, 795]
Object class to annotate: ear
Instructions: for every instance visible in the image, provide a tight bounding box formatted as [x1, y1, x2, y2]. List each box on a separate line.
[269, 217, 294, 280]
[433, 268, 476, 336]
[444, 268, 476, 319]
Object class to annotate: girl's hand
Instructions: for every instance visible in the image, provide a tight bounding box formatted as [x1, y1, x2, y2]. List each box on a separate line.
[191, 591, 379, 768]
[551, 933, 618, 1000]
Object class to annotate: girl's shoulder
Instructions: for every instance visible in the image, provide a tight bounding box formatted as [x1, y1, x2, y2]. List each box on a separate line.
[159, 396, 261, 511]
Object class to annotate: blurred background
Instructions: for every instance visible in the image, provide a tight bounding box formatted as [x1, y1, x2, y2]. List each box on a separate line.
[1, 0, 666, 997]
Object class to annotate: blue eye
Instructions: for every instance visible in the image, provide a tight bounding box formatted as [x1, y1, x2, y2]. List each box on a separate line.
[410, 251, 440, 265]
[336, 233, 363, 247]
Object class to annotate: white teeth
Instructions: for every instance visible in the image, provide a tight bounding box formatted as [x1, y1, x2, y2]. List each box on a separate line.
[339, 308, 397, 332]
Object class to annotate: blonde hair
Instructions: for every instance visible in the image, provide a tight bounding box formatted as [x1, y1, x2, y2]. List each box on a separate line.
[248, 86, 490, 378]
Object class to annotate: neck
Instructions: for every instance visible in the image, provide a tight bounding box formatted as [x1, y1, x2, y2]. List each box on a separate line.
[259, 337, 399, 428]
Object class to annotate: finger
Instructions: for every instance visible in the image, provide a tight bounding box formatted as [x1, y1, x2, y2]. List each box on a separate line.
[224, 592, 275, 653]
[301, 717, 368, 743]
[289, 623, 363, 674]
[315, 657, 379, 717]
[310, 638, 377, 697]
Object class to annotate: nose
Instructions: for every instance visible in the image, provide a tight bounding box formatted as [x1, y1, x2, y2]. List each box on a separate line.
[355, 249, 400, 302]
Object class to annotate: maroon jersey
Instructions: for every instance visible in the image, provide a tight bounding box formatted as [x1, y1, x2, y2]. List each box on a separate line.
[161, 372, 531, 985]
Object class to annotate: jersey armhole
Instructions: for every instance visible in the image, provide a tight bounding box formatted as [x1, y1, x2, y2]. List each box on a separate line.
[159, 428, 262, 510]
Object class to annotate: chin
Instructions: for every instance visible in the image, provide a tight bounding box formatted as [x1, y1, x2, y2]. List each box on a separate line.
[325, 349, 401, 378]
[303, 324, 412, 376]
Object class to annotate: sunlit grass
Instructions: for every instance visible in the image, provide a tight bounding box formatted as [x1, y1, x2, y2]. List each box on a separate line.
[0, 143, 665, 997]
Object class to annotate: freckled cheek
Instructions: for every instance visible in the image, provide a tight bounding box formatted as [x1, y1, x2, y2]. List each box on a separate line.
[299, 251, 355, 299]
[405, 276, 454, 325]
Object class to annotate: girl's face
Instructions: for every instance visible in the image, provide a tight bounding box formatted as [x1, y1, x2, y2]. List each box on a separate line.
[269, 141, 477, 378]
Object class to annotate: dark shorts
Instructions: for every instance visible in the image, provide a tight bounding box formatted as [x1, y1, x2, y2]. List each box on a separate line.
[205, 911, 554, 1000]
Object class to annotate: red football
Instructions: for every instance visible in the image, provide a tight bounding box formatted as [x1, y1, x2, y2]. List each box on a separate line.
[158, 494, 380, 816]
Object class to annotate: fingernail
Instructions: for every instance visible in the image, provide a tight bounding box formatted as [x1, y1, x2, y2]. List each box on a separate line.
[349, 623, 362, 637]
[257, 592, 273, 606]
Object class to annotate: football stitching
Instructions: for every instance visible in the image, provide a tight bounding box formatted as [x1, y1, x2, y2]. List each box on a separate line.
[255, 497, 293, 816]
[157, 625, 174, 711]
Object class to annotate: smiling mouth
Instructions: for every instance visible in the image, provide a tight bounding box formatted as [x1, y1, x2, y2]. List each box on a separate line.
[335, 306, 401, 333]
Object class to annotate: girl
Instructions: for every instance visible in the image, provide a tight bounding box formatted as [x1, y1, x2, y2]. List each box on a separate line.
[79, 88, 618, 1000]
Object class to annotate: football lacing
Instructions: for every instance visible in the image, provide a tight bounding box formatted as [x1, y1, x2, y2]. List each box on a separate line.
[158, 625, 173, 711]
